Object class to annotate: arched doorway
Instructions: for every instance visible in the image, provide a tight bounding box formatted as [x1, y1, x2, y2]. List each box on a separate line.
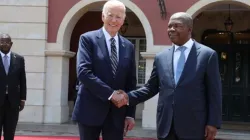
[189, 1, 250, 122]
[56, 0, 154, 121]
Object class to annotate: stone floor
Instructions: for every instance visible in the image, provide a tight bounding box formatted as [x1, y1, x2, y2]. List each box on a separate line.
[15, 120, 250, 140]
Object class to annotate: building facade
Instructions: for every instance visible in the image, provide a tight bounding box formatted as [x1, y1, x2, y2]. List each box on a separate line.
[1, 0, 250, 129]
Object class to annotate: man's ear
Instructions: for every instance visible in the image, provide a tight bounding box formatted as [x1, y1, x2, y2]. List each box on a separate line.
[188, 27, 193, 34]
[101, 13, 105, 22]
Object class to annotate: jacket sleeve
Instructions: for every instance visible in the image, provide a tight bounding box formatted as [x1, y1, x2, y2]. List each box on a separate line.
[125, 44, 137, 118]
[77, 34, 113, 102]
[20, 56, 27, 100]
[128, 57, 159, 106]
[205, 51, 222, 128]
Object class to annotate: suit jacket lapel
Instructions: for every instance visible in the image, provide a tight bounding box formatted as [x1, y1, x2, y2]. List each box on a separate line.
[177, 41, 201, 86]
[8, 53, 16, 75]
[96, 29, 111, 65]
[114, 35, 126, 78]
[167, 46, 175, 86]
[0, 55, 4, 74]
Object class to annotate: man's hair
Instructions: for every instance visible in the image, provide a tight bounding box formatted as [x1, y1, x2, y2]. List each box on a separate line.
[170, 12, 193, 28]
[102, 0, 126, 18]
[0, 33, 11, 40]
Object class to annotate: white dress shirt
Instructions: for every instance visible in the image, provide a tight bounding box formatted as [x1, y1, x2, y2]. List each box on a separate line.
[102, 27, 119, 61]
[173, 39, 194, 81]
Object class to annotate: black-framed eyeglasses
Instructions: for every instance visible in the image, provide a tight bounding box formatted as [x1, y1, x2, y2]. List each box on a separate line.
[0, 42, 11, 45]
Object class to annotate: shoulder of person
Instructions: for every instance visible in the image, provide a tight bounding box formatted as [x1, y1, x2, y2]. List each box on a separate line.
[11, 52, 24, 59]
[79, 29, 101, 39]
[195, 42, 216, 55]
[120, 36, 134, 47]
[156, 47, 173, 58]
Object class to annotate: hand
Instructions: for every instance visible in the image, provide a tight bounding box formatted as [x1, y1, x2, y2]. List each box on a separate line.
[111, 90, 128, 108]
[205, 125, 217, 140]
[124, 117, 135, 136]
[19, 100, 25, 112]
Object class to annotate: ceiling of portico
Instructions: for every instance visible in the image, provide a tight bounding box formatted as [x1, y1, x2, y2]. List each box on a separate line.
[205, 3, 250, 11]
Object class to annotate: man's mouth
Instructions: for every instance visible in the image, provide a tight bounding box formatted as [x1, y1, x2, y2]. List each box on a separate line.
[169, 34, 177, 37]
[109, 24, 117, 27]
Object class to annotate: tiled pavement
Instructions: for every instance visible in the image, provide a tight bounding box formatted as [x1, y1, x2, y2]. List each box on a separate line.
[15, 120, 250, 140]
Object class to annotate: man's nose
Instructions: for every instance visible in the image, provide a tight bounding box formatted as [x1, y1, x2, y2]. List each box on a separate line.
[111, 17, 117, 22]
[169, 26, 176, 31]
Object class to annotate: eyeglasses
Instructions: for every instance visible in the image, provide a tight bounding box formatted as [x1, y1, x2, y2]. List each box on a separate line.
[0, 42, 11, 45]
[106, 14, 124, 21]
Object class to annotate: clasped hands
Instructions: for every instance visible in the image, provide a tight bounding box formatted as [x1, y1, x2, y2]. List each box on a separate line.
[111, 90, 128, 108]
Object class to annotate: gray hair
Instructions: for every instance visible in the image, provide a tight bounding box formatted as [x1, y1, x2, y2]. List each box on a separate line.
[170, 12, 193, 28]
[102, 0, 126, 18]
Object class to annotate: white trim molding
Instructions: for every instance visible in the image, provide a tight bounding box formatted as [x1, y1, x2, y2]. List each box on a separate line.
[187, 0, 250, 17]
[56, 0, 154, 51]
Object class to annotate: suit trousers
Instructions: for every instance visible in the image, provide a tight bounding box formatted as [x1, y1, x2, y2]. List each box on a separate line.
[158, 120, 205, 140]
[0, 94, 19, 140]
[158, 120, 178, 140]
[77, 106, 124, 140]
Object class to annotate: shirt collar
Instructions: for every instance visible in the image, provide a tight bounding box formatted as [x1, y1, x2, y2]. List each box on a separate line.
[0, 51, 11, 58]
[102, 27, 119, 43]
[174, 38, 194, 52]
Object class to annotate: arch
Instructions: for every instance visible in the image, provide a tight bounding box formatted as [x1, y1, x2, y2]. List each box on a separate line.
[56, 0, 154, 51]
[186, 0, 250, 18]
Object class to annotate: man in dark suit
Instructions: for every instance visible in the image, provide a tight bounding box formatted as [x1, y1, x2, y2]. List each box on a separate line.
[0, 33, 27, 140]
[114, 12, 222, 140]
[71, 0, 137, 140]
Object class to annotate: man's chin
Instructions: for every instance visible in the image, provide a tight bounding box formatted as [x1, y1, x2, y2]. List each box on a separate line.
[170, 38, 177, 44]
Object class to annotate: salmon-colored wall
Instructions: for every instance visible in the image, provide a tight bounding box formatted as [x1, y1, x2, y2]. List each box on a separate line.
[47, 0, 199, 45]
[48, 0, 79, 42]
[131, 0, 198, 44]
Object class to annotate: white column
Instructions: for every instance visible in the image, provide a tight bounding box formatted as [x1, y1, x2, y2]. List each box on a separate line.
[140, 45, 171, 129]
[44, 46, 75, 123]
[141, 52, 157, 129]
[0, 0, 48, 123]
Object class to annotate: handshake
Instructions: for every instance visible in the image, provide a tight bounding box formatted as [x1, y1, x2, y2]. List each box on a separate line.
[111, 90, 129, 108]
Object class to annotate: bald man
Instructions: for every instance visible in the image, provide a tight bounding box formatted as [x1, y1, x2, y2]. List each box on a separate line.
[0, 33, 27, 140]
[114, 12, 222, 140]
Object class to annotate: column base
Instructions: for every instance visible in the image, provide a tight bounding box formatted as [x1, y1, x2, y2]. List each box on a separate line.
[44, 105, 69, 123]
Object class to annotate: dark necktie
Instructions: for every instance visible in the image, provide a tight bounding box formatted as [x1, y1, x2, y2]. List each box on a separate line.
[110, 38, 118, 77]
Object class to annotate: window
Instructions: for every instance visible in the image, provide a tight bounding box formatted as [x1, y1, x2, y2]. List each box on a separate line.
[128, 38, 146, 87]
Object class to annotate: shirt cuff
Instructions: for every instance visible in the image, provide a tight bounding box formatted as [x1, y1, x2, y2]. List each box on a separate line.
[108, 91, 116, 100]
[126, 116, 134, 119]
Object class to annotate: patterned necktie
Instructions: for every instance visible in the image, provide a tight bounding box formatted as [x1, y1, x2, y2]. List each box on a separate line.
[3, 55, 9, 74]
[175, 46, 186, 84]
[110, 38, 118, 77]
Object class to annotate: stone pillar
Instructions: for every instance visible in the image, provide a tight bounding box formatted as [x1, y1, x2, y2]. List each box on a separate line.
[0, 0, 48, 123]
[140, 45, 171, 129]
[44, 47, 75, 123]
[141, 52, 157, 129]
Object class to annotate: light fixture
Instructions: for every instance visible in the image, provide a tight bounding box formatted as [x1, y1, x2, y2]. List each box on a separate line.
[224, 4, 234, 32]
[158, 0, 167, 20]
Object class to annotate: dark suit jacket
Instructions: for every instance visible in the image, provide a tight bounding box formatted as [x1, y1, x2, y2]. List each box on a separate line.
[72, 28, 137, 127]
[0, 52, 26, 107]
[128, 41, 222, 139]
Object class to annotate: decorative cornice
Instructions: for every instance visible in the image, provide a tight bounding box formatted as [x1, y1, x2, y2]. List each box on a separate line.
[45, 50, 75, 58]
